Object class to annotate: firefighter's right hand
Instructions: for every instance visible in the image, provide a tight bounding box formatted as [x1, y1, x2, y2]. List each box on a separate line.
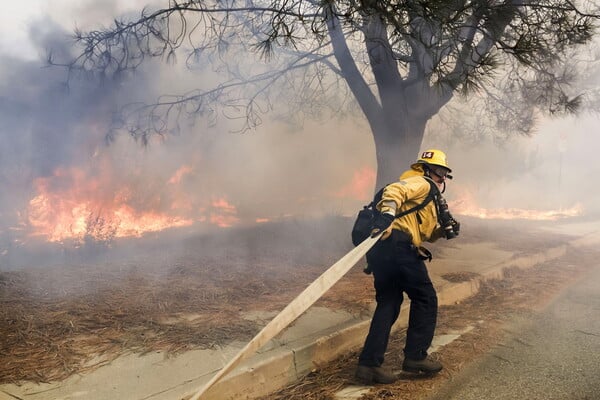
[370, 212, 395, 239]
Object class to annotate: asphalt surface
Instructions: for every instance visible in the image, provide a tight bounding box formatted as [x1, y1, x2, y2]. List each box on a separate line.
[426, 260, 600, 400]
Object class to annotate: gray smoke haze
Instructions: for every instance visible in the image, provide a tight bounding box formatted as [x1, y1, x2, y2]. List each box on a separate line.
[0, 4, 376, 256]
[427, 115, 600, 215]
[1, 1, 599, 270]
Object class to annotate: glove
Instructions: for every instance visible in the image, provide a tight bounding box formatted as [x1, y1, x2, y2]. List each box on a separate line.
[370, 212, 394, 239]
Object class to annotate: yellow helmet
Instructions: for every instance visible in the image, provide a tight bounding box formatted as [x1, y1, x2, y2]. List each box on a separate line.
[411, 149, 452, 172]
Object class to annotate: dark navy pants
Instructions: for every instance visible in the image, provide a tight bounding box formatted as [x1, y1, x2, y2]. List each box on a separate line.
[358, 231, 438, 366]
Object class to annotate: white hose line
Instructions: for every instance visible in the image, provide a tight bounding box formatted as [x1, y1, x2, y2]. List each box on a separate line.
[189, 234, 380, 400]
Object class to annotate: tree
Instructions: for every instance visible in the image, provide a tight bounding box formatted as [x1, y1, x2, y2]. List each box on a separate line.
[61, 0, 598, 189]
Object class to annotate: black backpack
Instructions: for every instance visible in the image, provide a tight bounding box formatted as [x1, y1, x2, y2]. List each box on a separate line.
[351, 178, 438, 246]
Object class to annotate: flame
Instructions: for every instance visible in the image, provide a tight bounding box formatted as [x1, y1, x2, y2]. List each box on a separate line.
[27, 167, 194, 243]
[168, 165, 193, 184]
[450, 191, 583, 221]
[335, 166, 376, 201]
[209, 198, 239, 228]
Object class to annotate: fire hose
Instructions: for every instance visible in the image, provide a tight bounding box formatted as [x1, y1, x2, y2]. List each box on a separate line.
[189, 234, 381, 400]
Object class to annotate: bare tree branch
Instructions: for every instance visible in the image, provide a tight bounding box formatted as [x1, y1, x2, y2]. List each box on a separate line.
[56, 0, 600, 187]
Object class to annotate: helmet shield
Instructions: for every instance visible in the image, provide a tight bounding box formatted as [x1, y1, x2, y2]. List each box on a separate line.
[411, 149, 452, 172]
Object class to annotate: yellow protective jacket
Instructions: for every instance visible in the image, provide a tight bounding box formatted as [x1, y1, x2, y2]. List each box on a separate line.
[376, 167, 442, 247]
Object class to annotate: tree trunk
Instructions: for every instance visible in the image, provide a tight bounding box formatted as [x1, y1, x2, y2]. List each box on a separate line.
[371, 111, 428, 190]
[324, 7, 442, 193]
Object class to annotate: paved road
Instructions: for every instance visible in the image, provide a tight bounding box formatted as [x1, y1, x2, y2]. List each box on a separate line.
[426, 261, 600, 400]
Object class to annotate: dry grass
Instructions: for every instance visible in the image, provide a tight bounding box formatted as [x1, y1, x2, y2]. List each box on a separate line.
[0, 217, 360, 384]
[0, 216, 579, 387]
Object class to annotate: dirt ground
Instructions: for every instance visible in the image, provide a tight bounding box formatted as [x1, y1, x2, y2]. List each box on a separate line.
[0, 216, 582, 387]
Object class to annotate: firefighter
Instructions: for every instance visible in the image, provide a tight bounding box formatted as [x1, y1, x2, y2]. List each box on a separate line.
[355, 149, 459, 384]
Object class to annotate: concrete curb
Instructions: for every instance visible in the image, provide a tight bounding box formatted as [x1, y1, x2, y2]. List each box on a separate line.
[438, 244, 569, 306]
[184, 239, 588, 400]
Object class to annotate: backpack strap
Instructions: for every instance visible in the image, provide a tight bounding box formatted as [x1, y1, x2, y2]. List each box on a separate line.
[369, 177, 438, 220]
[367, 186, 387, 209]
[393, 177, 438, 219]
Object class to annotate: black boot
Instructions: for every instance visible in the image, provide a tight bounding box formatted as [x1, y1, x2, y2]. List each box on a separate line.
[402, 357, 443, 374]
[355, 365, 397, 384]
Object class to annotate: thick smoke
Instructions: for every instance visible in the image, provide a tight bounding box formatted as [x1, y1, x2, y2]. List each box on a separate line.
[426, 115, 600, 216]
[1, 1, 599, 271]
[0, 5, 375, 270]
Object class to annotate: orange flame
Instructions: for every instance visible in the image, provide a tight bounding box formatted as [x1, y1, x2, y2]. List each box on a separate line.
[209, 198, 239, 228]
[168, 165, 193, 184]
[450, 191, 583, 221]
[335, 166, 376, 201]
[27, 167, 194, 243]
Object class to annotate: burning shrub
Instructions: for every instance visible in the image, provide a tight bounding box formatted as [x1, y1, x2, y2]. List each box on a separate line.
[83, 213, 118, 246]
